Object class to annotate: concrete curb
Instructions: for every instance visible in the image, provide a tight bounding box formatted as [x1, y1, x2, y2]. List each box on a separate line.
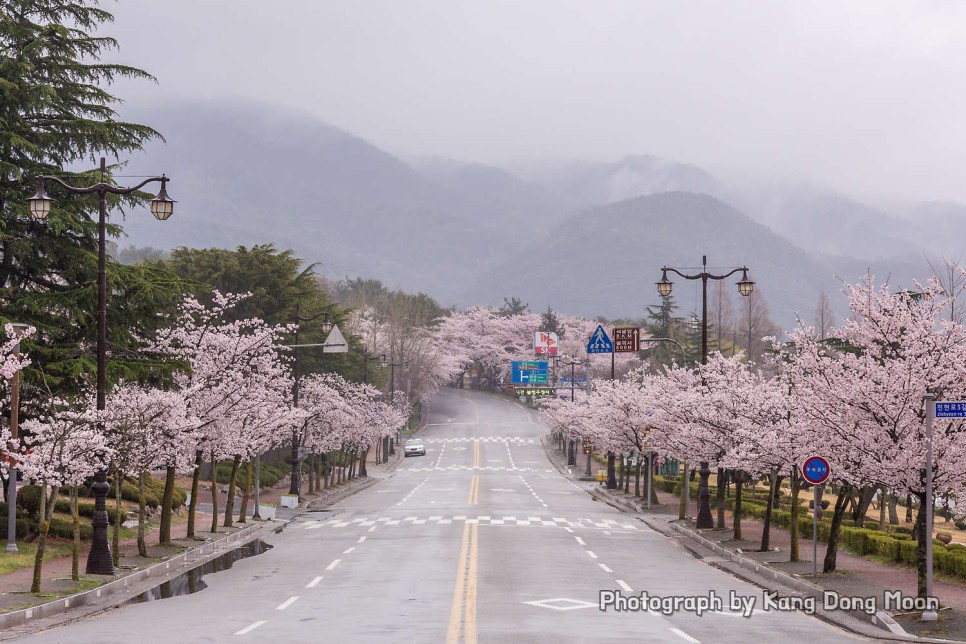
[0, 521, 265, 631]
[660, 519, 910, 638]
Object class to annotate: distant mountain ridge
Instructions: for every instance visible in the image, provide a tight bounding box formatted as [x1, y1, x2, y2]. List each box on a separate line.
[115, 99, 958, 328]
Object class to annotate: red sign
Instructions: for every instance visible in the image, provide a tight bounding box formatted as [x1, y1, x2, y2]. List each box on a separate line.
[613, 328, 641, 353]
[534, 331, 559, 356]
[802, 456, 831, 485]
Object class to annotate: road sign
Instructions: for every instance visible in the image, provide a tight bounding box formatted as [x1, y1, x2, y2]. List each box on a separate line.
[935, 402, 966, 418]
[511, 361, 549, 385]
[559, 376, 588, 385]
[534, 331, 559, 356]
[586, 325, 613, 354]
[513, 386, 555, 397]
[613, 327, 641, 353]
[802, 456, 831, 485]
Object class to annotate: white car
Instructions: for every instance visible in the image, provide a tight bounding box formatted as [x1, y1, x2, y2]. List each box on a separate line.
[404, 438, 426, 457]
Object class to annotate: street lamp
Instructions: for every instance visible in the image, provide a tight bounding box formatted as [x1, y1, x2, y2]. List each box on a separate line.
[28, 158, 174, 576]
[656, 255, 753, 529]
[380, 355, 407, 456]
[360, 352, 385, 462]
[558, 357, 588, 467]
[5, 323, 30, 553]
[289, 309, 334, 498]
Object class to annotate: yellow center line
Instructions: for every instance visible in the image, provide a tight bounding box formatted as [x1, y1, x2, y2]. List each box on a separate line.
[447, 523, 478, 643]
[467, 475, 479, 505]
[474, 439, 480, 469]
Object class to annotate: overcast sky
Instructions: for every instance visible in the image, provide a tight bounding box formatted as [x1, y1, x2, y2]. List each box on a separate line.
[105, 1, 966, 204]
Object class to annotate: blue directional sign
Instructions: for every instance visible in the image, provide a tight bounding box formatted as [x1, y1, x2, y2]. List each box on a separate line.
[586, 325, 613, 354]
[935, 402, 966, 418]
[802, 456, 831, 485]
[511, 361, 549, 385]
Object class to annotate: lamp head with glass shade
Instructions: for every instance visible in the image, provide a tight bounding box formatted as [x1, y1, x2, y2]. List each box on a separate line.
[28, 179, 52, 220]
[149, 177, 175, 221]
[737, 269, 755, 297]
[320, 313, 333, 337]
[656, 270, 673, 297]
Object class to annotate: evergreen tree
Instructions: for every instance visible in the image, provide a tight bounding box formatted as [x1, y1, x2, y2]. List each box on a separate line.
[499, 296, 528, 317]
[540, 306, 563, 338]
[0, 1, 188, 402]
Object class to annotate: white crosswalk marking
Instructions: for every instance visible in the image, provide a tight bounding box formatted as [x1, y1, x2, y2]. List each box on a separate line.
[299, 515, 640, 531]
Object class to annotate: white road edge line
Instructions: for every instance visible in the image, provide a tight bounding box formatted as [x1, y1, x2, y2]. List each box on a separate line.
[357, 536, 367, 543]
[586, 550, 598, 559]
[670, 627, 701, 643]
[616, 579, 632, 592]
[326, 559, 342, 570]
[343, 547, 355, 554]
[598, 564, 613, 573]
[234, 621, 266, 636]
[306, 576, 323, 588]
[575, 537, 585, 546]
[276, 596, 299, 611]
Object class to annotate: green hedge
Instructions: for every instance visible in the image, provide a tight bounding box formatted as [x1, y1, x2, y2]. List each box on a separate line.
[653, 476, 966, 580]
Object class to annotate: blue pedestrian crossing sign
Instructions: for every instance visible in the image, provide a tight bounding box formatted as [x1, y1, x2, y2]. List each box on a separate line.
[586, 325, 613, 354]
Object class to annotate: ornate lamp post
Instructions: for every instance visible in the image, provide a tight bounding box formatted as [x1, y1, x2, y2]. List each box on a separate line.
[655, 255, 754, 529]
[27, 158, 174, 575]
[380, 355, 407, 455]
[558, 356, 586, 467]
[289, 310, 333, 497]
[5, 323, 30, 553]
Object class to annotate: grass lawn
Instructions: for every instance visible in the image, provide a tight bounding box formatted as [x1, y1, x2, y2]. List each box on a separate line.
[0, 541, 74, 576]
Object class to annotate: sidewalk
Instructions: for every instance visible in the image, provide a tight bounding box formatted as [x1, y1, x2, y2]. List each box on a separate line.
[542, 438, 966, 642]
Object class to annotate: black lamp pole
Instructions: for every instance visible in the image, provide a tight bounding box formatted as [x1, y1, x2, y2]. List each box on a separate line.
[656, 255, 753, 529]
[289, 308, 333, 497]
[28, 158, 174, 575]
[380, 355, 407, 455]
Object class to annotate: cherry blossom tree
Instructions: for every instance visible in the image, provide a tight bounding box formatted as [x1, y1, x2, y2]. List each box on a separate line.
[781, 273, 966, 593]
[149, 292, 295, 537]
[18, 401, 109, 592]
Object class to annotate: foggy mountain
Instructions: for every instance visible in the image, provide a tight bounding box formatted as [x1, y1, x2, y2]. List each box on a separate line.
[116, 100, 956, 328]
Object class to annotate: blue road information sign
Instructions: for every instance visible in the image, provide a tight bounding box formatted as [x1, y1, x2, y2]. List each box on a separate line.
[935, 402, 966, 418]
[802, 456, 831, 485]
[559, 376, 589, 385]
[586, 325, 614, 354]
[511, 361, 549, 385]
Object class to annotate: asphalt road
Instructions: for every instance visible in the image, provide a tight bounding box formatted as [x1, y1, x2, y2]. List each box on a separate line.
[25, 388, 864, 643]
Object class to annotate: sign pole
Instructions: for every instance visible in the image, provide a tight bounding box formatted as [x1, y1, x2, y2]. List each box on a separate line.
[802, 455, 831, 578]
[813, 484, 819, 578]
[646, 452, 652, 511]
[923, 394, 938, 621]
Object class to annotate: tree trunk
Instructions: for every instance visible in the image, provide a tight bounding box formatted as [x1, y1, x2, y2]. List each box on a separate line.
[210, 451, 219, 534]
[188, 450, 202, 539]
[160, 465, 176, 544]
[888, 492, 899, 525]
[906, 494, 914, 523]
[31, 484, 60, 593]
[238, 461, 252, 524]
[916, 491, 929, 598]
[137, 470, 147, 557]
[634, 458, 641, 497]
[733, 473, 744, 541]
[823, 486, 851, 573]
[853, 486, 875, 526]
[789, 469, 800, 563]
[307, 453, 315, 495]
[760, 470, 777, 552]
[223, 455, 241, 528]
[716, 467, 727, 530]
[360, 449, 368, 477]
[623, 456, 630, 494]
[815, 485, 825, 521]
[879, 487, 887, 532]
[679, 462, 689, 520]
[70, 486, 80, 581]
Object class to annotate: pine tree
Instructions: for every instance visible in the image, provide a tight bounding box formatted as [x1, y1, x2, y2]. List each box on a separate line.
[0, 2, 187, 401]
